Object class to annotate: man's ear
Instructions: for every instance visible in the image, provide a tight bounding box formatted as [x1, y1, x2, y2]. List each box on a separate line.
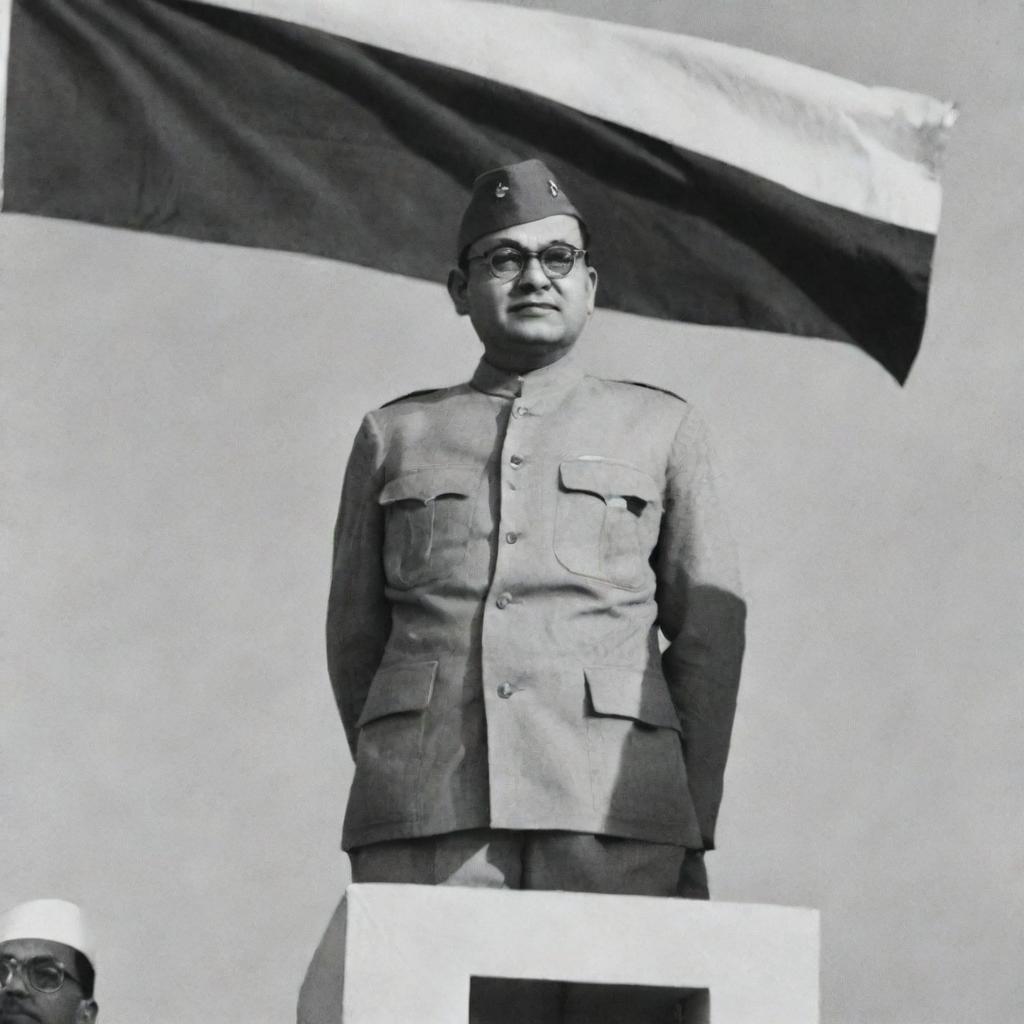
[76, 999, 98, 1024]
[585, 265, 599, 316]
[447, 267, 470, 316]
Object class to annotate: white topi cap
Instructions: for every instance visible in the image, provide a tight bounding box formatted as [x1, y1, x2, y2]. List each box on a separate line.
[0, 899, 96, 969]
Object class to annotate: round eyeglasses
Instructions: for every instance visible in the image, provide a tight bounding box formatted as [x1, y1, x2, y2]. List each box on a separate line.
[468, 244, 587, 282]
[0, 954, 82, 995]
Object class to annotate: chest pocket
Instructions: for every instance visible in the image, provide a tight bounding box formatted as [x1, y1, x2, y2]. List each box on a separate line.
[554, 459, 661, 589]
[378, 467, 482, 590]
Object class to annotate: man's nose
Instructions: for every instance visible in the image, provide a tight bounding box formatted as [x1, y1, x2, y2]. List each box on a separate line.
[514, 253, 551, 290]
[2, 969, 29, 996]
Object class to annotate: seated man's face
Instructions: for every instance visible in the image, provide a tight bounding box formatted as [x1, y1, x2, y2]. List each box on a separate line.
[449, 213, 598, 370]
[0, 938, 95, 1024]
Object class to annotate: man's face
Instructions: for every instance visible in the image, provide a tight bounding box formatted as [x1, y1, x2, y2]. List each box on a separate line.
[0, 940, 95, 1024]
[448, 214, 598, 371]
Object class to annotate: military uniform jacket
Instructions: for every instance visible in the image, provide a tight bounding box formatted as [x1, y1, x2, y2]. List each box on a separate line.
[327, 350, 746, 852]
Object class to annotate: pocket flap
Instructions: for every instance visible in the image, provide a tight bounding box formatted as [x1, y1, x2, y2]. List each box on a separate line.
[357, 661, 438, 726]
[584, 667, 681, 731]
[379, 467, 480, 505]
[559, 460, 659, 504]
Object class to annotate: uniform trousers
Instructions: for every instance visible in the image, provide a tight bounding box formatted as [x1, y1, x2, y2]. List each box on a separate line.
[349, 829, 706, 1024]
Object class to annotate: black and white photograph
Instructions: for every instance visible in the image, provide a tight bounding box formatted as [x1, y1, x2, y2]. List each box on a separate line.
[1, 1, 1020, 1022]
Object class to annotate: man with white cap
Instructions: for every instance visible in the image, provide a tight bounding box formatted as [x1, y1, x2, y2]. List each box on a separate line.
[0, 900, 97, 1024]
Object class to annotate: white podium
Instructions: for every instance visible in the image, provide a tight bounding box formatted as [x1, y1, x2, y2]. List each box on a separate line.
[299, 883, 819, 1024]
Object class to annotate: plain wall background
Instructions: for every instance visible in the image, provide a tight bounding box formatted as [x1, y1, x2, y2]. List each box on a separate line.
[2, 1, 1022, 1021]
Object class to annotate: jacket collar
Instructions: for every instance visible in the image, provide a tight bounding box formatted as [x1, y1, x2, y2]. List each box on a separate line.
[470, 346, 586, 402]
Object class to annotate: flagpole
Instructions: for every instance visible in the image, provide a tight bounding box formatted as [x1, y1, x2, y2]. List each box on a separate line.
[0, 0, 12, 209]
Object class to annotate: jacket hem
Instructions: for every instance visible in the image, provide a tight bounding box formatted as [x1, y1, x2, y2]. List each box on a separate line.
[342, 812, 701, 852]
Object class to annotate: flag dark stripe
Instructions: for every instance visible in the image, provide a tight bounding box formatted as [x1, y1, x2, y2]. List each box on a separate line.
[3, 0, 936, 381]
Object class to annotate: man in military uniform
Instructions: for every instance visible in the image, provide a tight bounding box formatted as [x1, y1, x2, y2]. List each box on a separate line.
[319, 159, 745, 1022]
[0, 900, 98, 1024]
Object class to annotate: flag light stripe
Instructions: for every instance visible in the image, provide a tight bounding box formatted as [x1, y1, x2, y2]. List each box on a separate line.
[211, 0, 956, 231]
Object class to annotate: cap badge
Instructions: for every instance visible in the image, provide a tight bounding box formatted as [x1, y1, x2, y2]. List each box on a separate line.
[494, 182, 509, 198]
[548, 179, 559, 197]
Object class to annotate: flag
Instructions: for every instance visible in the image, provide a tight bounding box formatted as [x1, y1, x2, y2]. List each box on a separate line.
[0, 0, 956, 382]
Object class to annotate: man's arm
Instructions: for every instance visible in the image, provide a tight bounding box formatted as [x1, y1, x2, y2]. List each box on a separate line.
[655, 405, 747, 851]
[325, 413, 392, 757]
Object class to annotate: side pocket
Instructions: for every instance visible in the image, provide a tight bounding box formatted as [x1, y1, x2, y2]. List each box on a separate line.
[348, 661, 438, 828]
[584, 666, 681, 732]
[583, 667, 698, 837]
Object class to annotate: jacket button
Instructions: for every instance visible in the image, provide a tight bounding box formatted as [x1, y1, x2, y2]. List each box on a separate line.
[513, 405, 529, 418]
[496, 593, 512, 609]
[505, 531, 519, 544]
[497, 682, 514, 699]
[509, 454, 524, 467]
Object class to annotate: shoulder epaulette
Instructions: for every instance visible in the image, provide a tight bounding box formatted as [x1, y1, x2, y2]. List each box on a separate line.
[379, 387, 445, 409]
[608, 379, 687, 403]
